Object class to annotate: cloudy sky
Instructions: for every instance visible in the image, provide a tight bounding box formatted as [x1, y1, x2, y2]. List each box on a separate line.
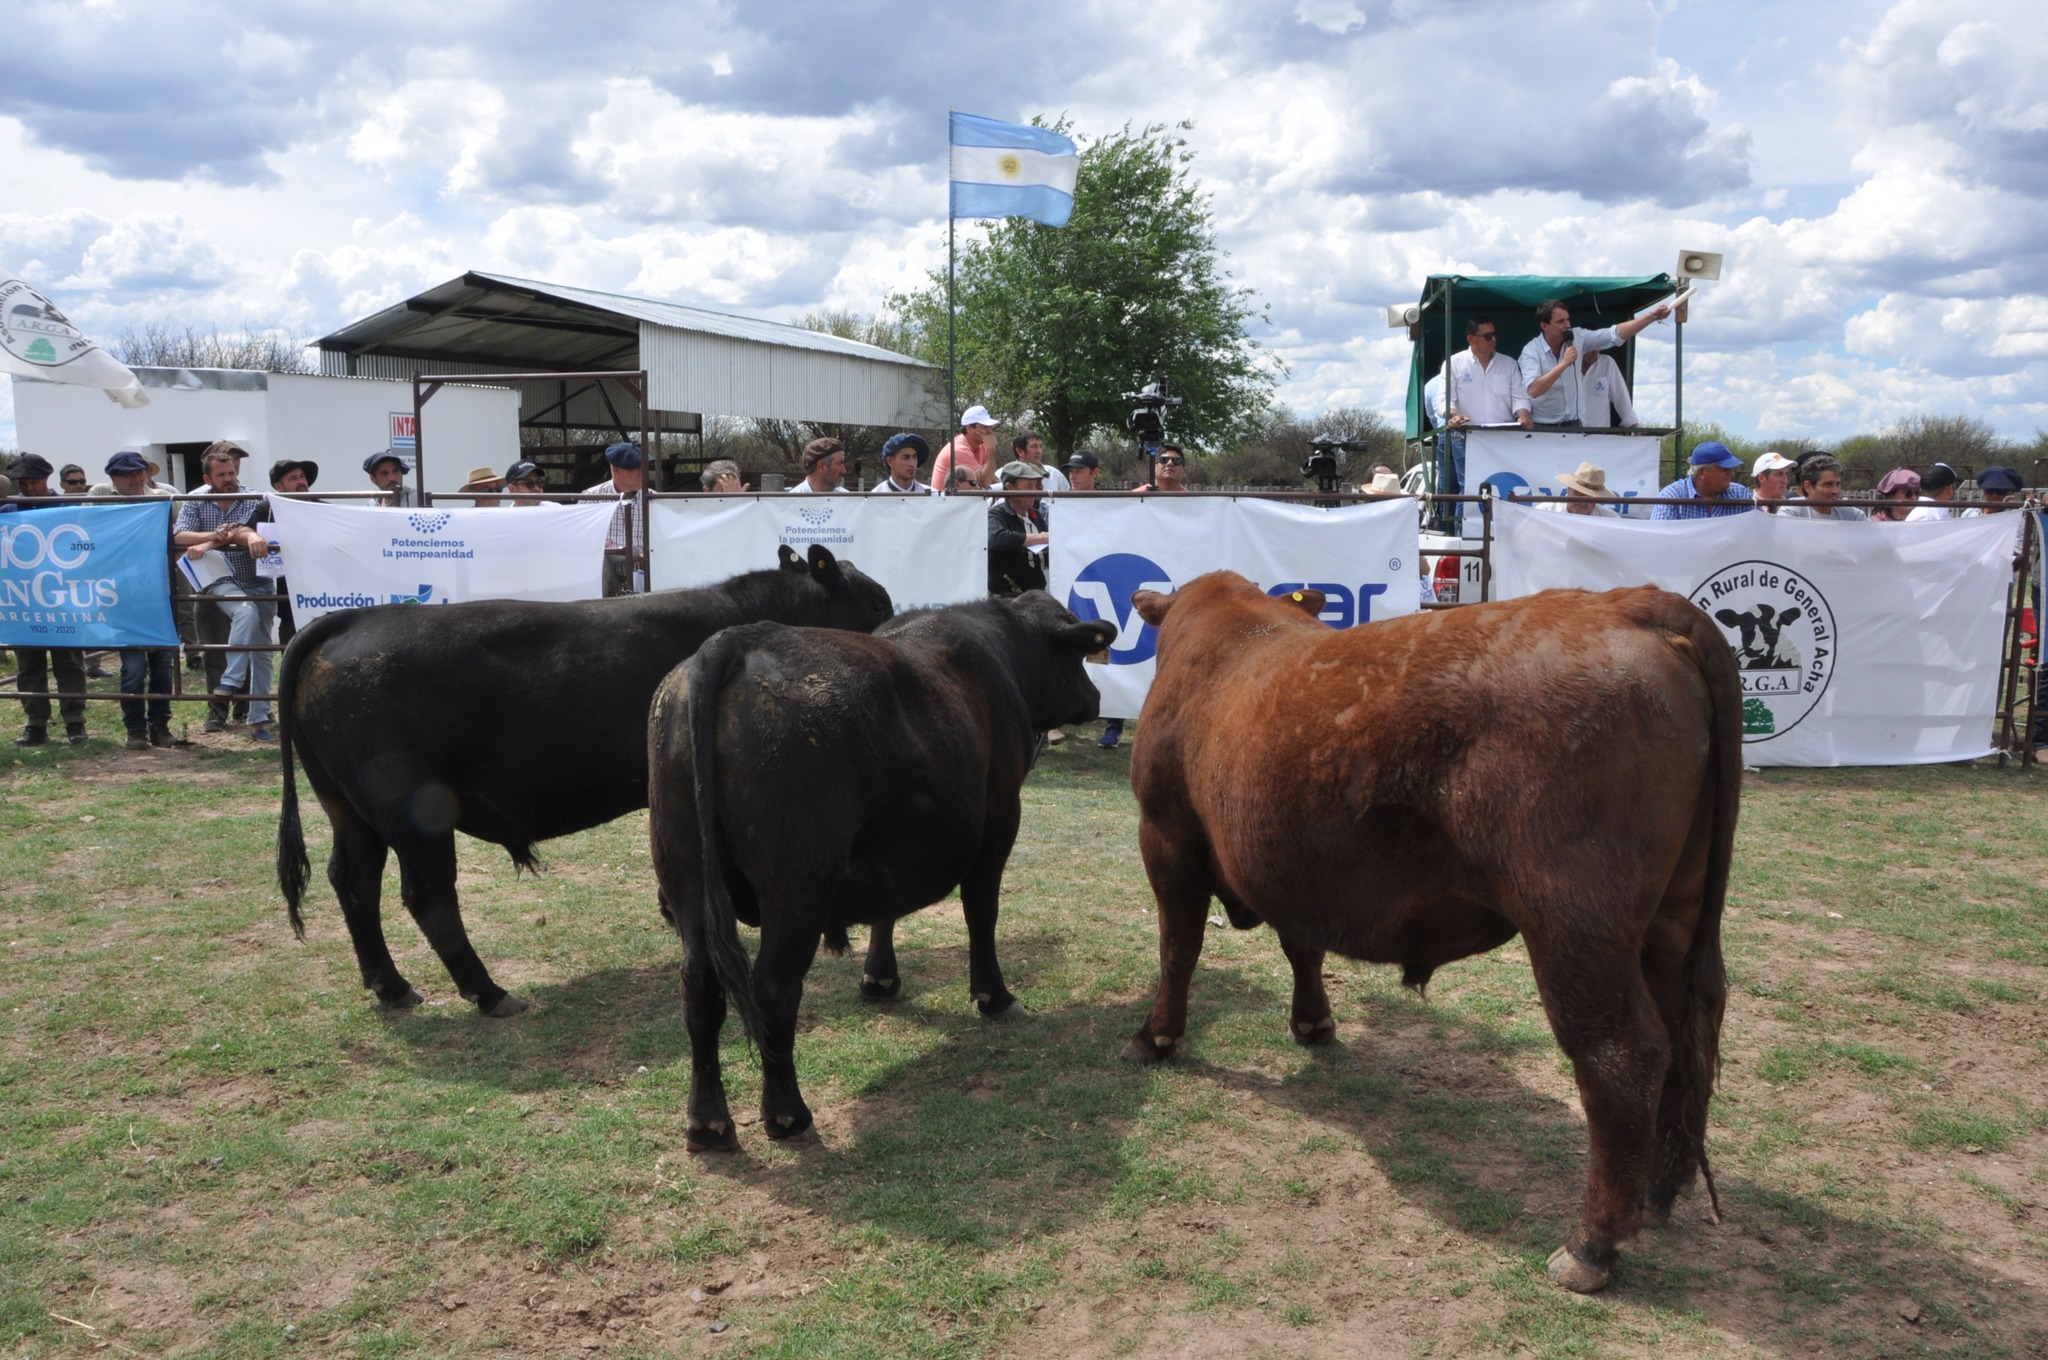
[3, 0, 2043, 448]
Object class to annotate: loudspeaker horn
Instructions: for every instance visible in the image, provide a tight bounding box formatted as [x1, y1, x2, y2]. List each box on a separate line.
[1676, 249, 1723, 282]
[1386, 302, 1420, 329]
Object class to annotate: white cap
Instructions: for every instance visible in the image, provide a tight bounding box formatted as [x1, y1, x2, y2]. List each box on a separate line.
[960, 405, 995, 428]
[1753, 451, 1796, 474]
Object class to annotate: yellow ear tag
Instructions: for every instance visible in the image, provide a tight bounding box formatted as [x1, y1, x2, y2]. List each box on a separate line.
[1291, 592, 1305, 602]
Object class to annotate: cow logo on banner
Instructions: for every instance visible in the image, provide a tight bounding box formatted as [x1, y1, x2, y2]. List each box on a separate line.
[1691, 559, 1838, 740]
[1067, 553, 1174, 664]
[0, 277, 84, 368]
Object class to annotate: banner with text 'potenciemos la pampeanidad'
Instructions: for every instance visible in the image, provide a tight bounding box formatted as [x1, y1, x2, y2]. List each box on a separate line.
[1047, 496, 1423, 721]
[1492, 501, 2022, 767]
[263, 499, 614, 622]
[0, 500, 176, 648]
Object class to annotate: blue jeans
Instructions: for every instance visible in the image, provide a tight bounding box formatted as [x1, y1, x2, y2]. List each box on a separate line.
[203, 580, 276, 726]
[118, 649, 175, 732]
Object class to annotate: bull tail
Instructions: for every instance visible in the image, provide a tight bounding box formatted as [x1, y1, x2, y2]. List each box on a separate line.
[685, 630, 765, 1046]
[275, 628, 311, 940]
[1674, 601, 1742, 1222]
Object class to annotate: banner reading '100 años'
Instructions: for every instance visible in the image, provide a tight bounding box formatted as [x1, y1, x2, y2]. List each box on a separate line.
[0, 501, 177, 648]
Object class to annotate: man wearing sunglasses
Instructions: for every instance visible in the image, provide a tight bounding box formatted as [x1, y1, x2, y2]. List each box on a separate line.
[503, 460, 551, 504]
[1441, 317, 1533, 493]
[1135, 444, 1191, 493]
[58, 464, 89, 495]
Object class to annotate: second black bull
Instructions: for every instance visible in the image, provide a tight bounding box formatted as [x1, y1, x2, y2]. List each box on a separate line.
[275, 546, 894, 1016]
[649, 592, 1116, 1149]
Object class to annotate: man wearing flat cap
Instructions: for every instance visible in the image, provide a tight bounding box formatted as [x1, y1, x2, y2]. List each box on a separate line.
[6, 454, 91, 745]
[1903, 463, 1963, 521]
[364, 448, 413, 507]
[789, 437, 851, 494]
[265, 460, 319, 647]
[582, 441, 648, 594]
[872, 433, 934, 494]
[1651, 442, 1755, 520]
[987, 460, 1049, 597]
[1962, 466, 2026, 516]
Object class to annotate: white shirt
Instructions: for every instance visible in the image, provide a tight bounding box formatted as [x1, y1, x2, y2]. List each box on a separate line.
[871, 476, 934, 495]
[788, 480, 851, 495]
[1902, 498, 1953, 522]
[1446, 349, 1530, 425]
[1422, 374, 1445, 428]
[1576, 353, 1638, 429]
[1036, 464, 1071, 493]
[1519, 325, 1625, 424]
[1536, 498, 1619, 517]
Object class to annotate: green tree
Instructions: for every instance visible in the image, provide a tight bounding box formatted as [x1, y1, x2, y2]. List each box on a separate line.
[892, 121, 1278, 456]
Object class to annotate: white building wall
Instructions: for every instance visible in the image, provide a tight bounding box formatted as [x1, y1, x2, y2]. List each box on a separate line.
[10, 371, 518, 494]
[641, 323, 936, 427]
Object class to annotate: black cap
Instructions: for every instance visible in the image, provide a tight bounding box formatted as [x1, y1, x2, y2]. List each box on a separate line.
[1064, 448, 1101, 470]
[1922, 462, 1960, 491]
[504, 460, 543, 484]
[8, 454, 54, 481]
[269, 458, 319, 487]
[363, 449, 408, 475]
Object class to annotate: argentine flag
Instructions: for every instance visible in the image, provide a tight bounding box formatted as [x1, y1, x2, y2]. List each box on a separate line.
[949, 113, 1078, 228]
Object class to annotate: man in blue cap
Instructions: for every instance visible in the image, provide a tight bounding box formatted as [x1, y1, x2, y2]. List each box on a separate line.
[582, 441, 647, 594]
[1651, 441, 1755, 520]
[1962, 466, 2026, 517]
[90, 452, 178, 748]
[364, 448, 412, 507]
[871, 433, 934, 494]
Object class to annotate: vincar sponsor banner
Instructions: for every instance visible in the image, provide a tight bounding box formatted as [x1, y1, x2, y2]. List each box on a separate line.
[1492, 502, 2021, 766]
[263, 499, 614, 622]
[1048, 496, 1422, 720]
[1463, 428, 1660, 534]
[646, 494, 985, 612]
[0, 500, 175, 647]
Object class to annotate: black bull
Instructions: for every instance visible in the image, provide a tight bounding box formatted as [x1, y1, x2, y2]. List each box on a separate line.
[648, 592, 1116, 1150]
[275, 546, 894, 1016]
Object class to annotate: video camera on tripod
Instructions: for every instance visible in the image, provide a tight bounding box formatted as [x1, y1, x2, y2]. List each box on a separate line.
[1303, 434, 1377, 494]
[1124, 378, 1184, 445]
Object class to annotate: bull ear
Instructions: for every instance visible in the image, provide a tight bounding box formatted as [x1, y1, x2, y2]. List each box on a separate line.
[1714, 609, 1742, 628]
[1279, 588, 1326, 618]
[1132, 589, 1176, 627]
[807, 544, 847, 594]
[778, 544, 804, 573]
[1057, 619, 1117, 654]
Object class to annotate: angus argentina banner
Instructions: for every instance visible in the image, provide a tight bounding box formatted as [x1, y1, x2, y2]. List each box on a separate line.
[1048, 496, 1423, 720]
[1492, 502, 2022, 766]
[646, 494, 986, 612]
[262, 499, 615, 622]
[0, 500, 176, 648]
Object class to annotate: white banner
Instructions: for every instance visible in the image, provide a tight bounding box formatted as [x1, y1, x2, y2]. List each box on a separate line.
[1493, 502, 2023, 766]
[1, 269, 148, 408]
[1048, 497, 1424, 719]
[1464, 428, 1661, 534]
[647, 494, 985, 613]
[264, 500, 615, 621]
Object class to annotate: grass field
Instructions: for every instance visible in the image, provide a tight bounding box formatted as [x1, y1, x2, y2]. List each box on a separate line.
[2, 707, 2045, 1358]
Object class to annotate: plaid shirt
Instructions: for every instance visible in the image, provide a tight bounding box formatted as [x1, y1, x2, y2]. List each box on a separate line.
[581, 480, 646, 552]
[173, 491, 269, 588]
[1649, 475, 1755, 521]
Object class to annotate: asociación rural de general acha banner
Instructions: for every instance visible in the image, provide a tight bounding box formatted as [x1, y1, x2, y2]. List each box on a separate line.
[0, 500, 176, 647]
[1048, 496, 1423, 720]
[264, 500, 615, 622]
[1492, 502, 2022, 766]
[647, 494, 985, 611]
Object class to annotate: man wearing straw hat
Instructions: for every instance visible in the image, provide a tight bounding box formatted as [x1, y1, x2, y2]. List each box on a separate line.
[458, 465, 506, 507]
[1539, 462, 1621, 517]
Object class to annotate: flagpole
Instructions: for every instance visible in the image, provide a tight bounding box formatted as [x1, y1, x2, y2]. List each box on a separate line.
[946, 108, 958, 439]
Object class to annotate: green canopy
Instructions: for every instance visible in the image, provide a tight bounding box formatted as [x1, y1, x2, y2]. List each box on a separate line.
[1403, 274, 1678, 440]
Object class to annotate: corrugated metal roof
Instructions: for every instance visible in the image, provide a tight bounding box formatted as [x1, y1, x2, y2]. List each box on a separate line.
[316, 271, 926, 371]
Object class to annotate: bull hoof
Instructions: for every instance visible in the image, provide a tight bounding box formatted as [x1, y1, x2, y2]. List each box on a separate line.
[1291, 1016, 1338, 1046]
[982, 999, 1030, 1022]
[1120, 1034, 1176, 1065]
[763, 1111, 816, 1143]
[1545, 1245, 1612, 1294]
[378, 987, 425, 1011]
[685, 1119, 738, 1154]
[859, 974, 902, 1002]
[481, 994, 532, 1019]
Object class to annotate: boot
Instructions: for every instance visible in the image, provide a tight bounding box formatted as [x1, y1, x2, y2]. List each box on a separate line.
[125, 730, 151, 751]
[66, 722, 90, 745]
[148, 723, 175, 748]
[14, 726, 47, 747]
